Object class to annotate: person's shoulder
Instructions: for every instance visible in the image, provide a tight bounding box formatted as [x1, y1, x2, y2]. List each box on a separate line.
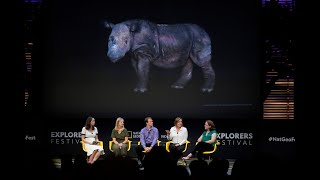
[170, 126, 175, 130]
[94, 127, 98, 130]
[82, 127, 86, 130]
[140, 127, 146, 131]
[123, 128, 128, 131]
[182, 126, 187, 130]
[153, 126, 159, 131]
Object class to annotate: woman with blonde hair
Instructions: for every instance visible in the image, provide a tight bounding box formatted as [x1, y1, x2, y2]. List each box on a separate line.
[111, 117, 129, 157]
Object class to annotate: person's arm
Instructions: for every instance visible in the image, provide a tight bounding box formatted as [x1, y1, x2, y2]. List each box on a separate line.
[81, 128, 91, 144]
[151, 128, 159, 147]
[197, 134, 203, 143]
[166, 128, 172, 140]
[95, 127, 100, 141]
[112, 137, 119, 144]
[206, 132, 217, 144]
[179, 128, 188, 145]
[123, 136, 128, 144]
[140, 129, 146, 148]
[81, 134, 91, 144]
[95, 134, 99, 142]
[122, 129, 129, 144]
[111, 129, 119, 144]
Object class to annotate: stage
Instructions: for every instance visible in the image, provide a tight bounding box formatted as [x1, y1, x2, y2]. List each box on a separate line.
[51, 157, 237, 176]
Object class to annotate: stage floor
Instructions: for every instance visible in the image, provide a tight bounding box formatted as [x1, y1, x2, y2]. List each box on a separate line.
[51, 157, 236, 175]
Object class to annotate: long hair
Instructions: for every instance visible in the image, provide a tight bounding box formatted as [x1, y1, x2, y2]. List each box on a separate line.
[114, 117, 124, 130]
[206, 120, 216, 130]
[85, 116, 95, 130]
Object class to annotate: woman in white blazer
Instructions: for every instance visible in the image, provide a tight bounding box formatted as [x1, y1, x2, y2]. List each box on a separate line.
[165, 117, 188, 163]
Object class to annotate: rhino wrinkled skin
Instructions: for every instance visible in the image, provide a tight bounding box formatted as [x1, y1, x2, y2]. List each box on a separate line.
[105, 19, 215, 93]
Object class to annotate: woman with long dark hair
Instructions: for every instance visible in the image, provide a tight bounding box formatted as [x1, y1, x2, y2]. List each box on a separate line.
[182, 120, 217, 160]
[81, 116, 104, 164]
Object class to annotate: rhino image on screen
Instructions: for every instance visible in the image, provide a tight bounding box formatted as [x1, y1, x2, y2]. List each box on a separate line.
[105, 19, 215, 93]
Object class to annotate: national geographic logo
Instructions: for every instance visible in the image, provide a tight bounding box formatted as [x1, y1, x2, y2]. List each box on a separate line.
[132, 131, 140, 138]
[50, 131, 81, 145]
[132, 131, 167, 139]
[268, 136, 295, 142]
[217, 132, 253, 146]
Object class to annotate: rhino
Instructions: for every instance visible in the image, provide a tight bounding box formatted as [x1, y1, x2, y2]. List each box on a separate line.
[105, 19, 215, 93]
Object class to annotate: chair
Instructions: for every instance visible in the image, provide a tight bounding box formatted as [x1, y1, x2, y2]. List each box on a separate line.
[137, 140, 161, 153]
[196, 141, 220, 160]
[165, 140, 190, 153]
[109, 140, 132, 152]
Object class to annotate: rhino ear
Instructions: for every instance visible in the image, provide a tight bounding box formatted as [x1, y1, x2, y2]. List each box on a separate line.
[104, 21, 114, 29]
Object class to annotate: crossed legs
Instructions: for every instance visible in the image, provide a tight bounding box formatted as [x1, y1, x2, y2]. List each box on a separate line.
[88, 150, 102, 164]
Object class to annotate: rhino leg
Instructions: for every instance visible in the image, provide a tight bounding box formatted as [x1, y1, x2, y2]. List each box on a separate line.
[171, 59, 193, 89]
[131, 58, 150, 93]
[199, 57, 215, 93]
[190, 38, 215, 93]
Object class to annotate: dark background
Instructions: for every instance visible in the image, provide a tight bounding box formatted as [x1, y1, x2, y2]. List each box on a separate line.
[23, 0, 297, 166]
[32, 0, 261, 119]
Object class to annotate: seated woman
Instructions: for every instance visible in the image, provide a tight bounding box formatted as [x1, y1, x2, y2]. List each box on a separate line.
[111, 117, 129, 157]
[182, 120, 217, 160]
[81, 116, 105, 164]
[165, 117, 188, 163]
